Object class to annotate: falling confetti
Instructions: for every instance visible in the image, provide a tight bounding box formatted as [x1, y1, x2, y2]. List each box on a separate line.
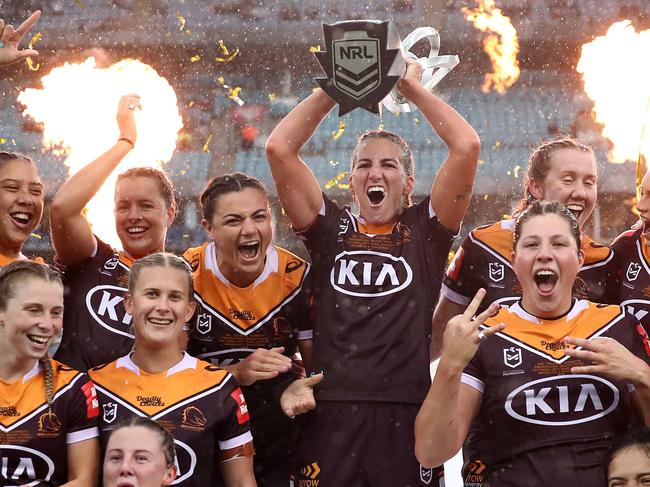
[190, 55, 201, 63]
[26, 32, 42, 71]
[30, 233, 42, 239]
[216, 76, 245, 106]
[74, 0, 86, 7]
[513, 165, 521, 178]
[176, 12, 186, 31]
[309, 45, 321, 53]
[328, 159, 340, 167]
[0, 138, 6, 144]
[202, 134, 213, 152]
[325, 171, 349, 190]
[332, 120, 345, 140]
[268, 93, 276, 101]
[215, 40, 239, 63]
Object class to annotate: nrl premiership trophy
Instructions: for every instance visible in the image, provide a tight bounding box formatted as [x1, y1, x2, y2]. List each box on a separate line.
[314, 20, 459, 116]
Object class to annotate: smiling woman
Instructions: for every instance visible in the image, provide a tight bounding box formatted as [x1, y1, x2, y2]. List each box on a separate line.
[415, 201, 650, 486]
[183, 173, 314, 486]
[89, 252, 257, 487]
[50, 97, 178, 372]
[0, 260, 100, 487]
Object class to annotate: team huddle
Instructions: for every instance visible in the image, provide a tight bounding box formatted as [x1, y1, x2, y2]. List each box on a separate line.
[2, 10, 650, 487]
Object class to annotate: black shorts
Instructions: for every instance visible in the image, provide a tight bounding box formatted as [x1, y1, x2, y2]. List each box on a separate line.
[293, 401, 444, 487]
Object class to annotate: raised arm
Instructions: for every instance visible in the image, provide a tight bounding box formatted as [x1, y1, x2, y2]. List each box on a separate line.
[415, 290, 502, 467]
[50, 95, 140, 265]
[265, 90, 335, 230]
[0, 10, 40, 67]
[397, 60, 481, 231]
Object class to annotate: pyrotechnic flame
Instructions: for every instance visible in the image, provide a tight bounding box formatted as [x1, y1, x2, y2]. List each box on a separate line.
[18, 57, 182, 249]
[577, 21, 650, 166]
[462, 0, 520, 94]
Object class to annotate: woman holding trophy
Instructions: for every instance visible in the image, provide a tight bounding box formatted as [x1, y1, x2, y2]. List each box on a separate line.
[265, 22, 480, 485]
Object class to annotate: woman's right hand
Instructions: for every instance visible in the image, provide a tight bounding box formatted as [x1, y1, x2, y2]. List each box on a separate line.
[117, 94, 141, 144]
[230, 347, 293, 386]
[441, 288, 504, 372]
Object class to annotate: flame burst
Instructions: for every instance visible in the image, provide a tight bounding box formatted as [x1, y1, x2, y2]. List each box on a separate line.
[463, 0, 521, 94]
[18, 57, 182, 248]
[577, 21, 650, 166]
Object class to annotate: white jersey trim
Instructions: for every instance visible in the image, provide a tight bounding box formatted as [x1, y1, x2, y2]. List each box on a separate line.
[219, 430, 253, 451]
[204, 242, 279, 289]
[297, 330, 313, 340]
[67, 426, 99, 444]
[440, 283, 471, 306]
[115, 352, 197, 378]
[461, 373, 485, 394]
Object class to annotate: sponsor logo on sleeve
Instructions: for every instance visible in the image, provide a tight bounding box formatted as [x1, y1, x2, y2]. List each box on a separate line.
[419, 464, 433, 485]
[81, 381, 99, 419]
[230, 388, 250, 425]
[489, 262, 505, 282]
[102, 402, 118, 424]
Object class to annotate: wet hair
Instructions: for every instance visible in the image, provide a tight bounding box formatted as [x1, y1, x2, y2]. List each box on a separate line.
[608, 428, 650, 475]
[0, 261, 63, 412]
[514, 201, 581, 253]
[515, 137, 597, 214]
[128, 252, 194, 297]
[200, 172, 269, 222]
[351, 130, 415, 208]
[107, 417, 176, 467]
[116, 167, 178, 218]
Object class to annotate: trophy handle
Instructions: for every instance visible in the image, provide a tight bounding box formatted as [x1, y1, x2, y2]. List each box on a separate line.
[383, 27, 460, 114]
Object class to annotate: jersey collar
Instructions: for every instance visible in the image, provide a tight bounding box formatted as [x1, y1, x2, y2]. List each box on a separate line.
[509, 299, 589, 324]
[116, 352, 197, 377]
[205, 241, 278, 288]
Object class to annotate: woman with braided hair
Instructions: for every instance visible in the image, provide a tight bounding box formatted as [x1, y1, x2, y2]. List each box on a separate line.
[432, 136, 618, 487]
[0, 260, 100, 486]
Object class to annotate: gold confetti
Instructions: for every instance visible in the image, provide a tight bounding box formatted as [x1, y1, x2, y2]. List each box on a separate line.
[202, 134, 213, 152]
[74, 0, 86, 7]
[0, 138, 6, 144]
[513, 165, 521, 178]
[413, 118, 420, 125]
[215, 40, 239, 63]
[378, 122, 385, 131]
[309, 45, 321, 53]
[495, 140, 502, 148]
[176, 12, 186, 31]
[268, 93, 276, 101]
[325, 171, 349, 190]
[30, 233, 42, 239]
[447, 250, 456, 265]
[179, 169, 186, 176]
[328, 159, 340, 167]
[185, 28, 192, 36]
[483, 194, 489, 200]
[11, 139, 15, 146]
[216, 77, 244, 106]
[478, 159, 485, 165]
[503, 213, 511, 219]
[190, 55, 201, 63]
[189, 101, 195, 108]
[26, 32, 41, 71]
[332, 120, 345, 140]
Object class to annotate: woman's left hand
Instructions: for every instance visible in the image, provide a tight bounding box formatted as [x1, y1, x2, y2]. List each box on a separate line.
[0, 11, 41, 67]
[564, 336, 650, 384]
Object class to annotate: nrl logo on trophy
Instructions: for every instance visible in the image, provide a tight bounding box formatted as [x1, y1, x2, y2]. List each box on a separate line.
[314, 20, 403, 115]
[314, 21, 459, 116]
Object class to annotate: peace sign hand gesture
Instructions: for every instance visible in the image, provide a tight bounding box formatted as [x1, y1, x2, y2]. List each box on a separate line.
[0, 11, 41, 67]
[440, 288, 505, 372]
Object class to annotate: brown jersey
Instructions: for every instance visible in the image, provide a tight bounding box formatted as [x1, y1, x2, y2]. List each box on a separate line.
[0, 358, 99, 486]
[54, 236, 135, 371]
[462, 300, 650, 486]
[89, 353, 253, 487]
[298, 194, 456, 404]
[611, 226, 650, 330]
[183, 242, 311, 469]
[443, 219, 618, 311]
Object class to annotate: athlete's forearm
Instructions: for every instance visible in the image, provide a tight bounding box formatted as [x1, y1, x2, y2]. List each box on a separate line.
[632, 366, 650, 425]
[414, 359, 467, 468]
[266, 89, 335, 158]
[51, 141, 132, 217]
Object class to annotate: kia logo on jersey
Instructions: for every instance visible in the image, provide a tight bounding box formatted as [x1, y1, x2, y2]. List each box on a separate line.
[1, 445, 55, 485]
[626, 262, 642, 281]
[489, 262, 505, 282]
[330, 250, 413, 297]
[505, 374, 619, 426]
[171, 439, 198, 485]
[86, 285, 133, 338]
[503, 347, 522, 368]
